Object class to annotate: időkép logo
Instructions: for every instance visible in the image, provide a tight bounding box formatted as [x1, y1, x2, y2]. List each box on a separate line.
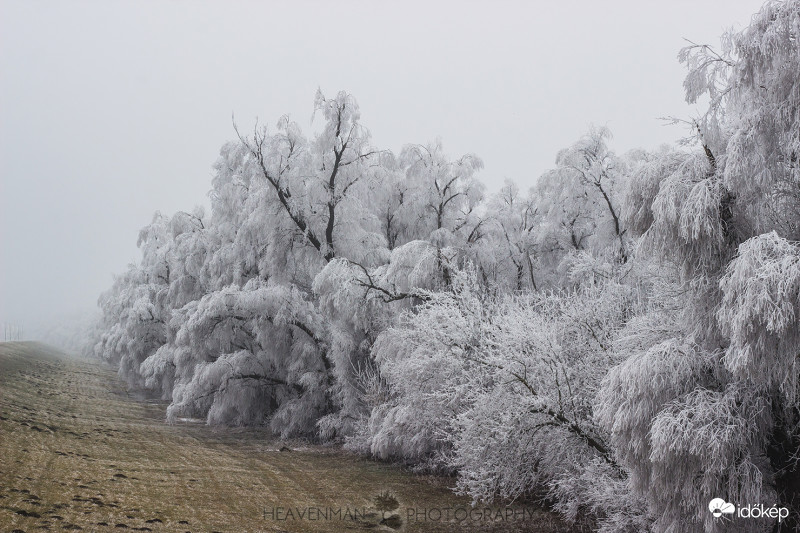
[709, 498, 790, 523]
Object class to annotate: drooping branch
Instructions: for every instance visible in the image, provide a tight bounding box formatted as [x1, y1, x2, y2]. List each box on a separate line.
[458, 344, 617, 467]
[347, 260, 430, 303]
[202, 303, 332, 373]
[507, 368, 618, 467]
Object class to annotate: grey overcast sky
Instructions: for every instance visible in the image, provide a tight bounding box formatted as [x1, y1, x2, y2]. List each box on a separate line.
[0, 0, 765, 330]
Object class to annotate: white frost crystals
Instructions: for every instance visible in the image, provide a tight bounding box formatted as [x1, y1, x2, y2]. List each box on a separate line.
[719, 231, 800, 391]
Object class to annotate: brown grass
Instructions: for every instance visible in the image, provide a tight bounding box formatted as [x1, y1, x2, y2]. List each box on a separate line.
[0, 342, 571, 533]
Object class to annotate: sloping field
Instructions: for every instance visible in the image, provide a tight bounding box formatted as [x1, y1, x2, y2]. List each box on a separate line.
[0, 342, 570, 533]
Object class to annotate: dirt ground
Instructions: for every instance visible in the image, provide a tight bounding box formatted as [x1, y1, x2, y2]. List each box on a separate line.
[0, 342, 572, 533]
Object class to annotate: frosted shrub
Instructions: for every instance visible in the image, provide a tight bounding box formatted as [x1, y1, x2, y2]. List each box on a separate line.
[450, 281, 642, 530]
[365, 264, 644, 529]
[364, 266, 485, 466]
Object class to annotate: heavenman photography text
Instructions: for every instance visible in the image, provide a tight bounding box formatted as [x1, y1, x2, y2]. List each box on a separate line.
[1, 0, 798, 532]
[262, 501, 540, 527]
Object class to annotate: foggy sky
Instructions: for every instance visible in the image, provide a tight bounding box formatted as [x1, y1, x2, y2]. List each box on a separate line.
[0, 0, 764, 332]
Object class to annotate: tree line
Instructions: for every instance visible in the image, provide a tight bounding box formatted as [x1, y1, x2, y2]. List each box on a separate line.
[90, 2, 800, 531]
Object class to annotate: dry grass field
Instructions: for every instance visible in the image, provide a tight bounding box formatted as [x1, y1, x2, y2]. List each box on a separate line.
[0, 342, 571, 533]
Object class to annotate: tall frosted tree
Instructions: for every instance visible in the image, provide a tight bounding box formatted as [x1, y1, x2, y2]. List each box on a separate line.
[529, 127, 632, 290]
[161, 90, 392, 434]
[480, 181, 540, 291]
[598, 2, 800, 531]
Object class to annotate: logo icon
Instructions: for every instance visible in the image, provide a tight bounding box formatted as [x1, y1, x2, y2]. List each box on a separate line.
[709, 498, 736, 518]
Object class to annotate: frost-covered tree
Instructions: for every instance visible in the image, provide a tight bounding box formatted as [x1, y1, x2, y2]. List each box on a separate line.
[310, 140, 490, 439]
[152, 90, 389, 433]
[531, 127, 631, 289]
[480, 181, 540, 291]
[94, 211, 204, 388]
[598, 2, 800, 531]
[398, 140, 485, 246]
